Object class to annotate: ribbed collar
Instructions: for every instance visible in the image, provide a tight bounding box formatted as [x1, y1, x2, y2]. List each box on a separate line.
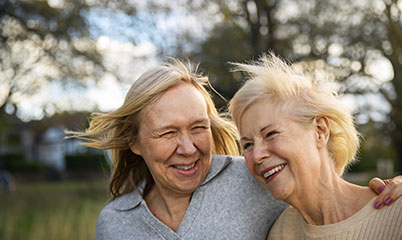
[112, 155, 232, 211]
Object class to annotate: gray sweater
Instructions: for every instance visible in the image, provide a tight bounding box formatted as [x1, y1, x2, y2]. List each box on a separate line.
[95, 155, 286, 239]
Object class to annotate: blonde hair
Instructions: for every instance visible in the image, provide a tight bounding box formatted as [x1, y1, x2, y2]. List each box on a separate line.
[229, 53, 360, 175]
[68, 59, 239, 199]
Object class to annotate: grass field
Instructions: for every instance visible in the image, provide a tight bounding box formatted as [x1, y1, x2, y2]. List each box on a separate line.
[0, 179, 110, 240]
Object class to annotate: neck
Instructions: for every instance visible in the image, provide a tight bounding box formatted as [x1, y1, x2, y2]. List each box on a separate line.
[287, 170, 376, 225]
[145, 185, 192, 232]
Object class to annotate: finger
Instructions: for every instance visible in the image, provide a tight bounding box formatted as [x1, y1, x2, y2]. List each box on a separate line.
[388, 175, 402, 185]
[383, 177, 402, 204]
[373, 176, 402, 209]
[369, 177, 386, 194]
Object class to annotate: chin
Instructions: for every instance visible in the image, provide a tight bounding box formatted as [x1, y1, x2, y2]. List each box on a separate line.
[270, 191, 290, 201]
[267, 184, 293, 201]
[178, 178, 204, 192]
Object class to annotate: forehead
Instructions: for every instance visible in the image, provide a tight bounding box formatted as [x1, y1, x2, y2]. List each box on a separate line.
[239, 99, 286, 132]
[141, 83, 209, 127]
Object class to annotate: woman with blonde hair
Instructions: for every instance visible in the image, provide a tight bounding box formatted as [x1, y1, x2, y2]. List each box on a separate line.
[69, 59, 286, 239]
[229, 53, 402, 239]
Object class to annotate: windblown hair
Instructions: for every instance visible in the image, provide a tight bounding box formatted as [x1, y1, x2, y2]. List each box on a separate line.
[68, 59, 239, 199]
[229, 53, 360, 175]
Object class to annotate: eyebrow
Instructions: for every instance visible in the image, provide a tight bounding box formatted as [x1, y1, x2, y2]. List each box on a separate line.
[191, 118, 210, 125]
[154, 118, 210, 132]
[240, 124, 273, 142]
[260, 124, 273, 134]
[240, 136, 251, 142]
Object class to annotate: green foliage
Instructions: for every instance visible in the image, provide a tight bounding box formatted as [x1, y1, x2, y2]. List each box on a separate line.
[188, 0, 402, 171]
[2, 0, 402, 171]
[350, 142, 397, 173]
[0, 0, 105, 113]
[0, 180, 109, 240]
[65, 153, 110, 172]
[0, 154, 49, 173]
[192, 23, 254, 103]
[348, 121, 398, 173]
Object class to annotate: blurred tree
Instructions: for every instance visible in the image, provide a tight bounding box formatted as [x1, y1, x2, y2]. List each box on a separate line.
[0, 0, 200, 121]
[187, 0, 402, 172]
[1, 0, 401, 171]
[0, 0, 145, 120]
[354, 120, 397, 172]
[190, 23, 254, 106]
[0, 0, 97, 113]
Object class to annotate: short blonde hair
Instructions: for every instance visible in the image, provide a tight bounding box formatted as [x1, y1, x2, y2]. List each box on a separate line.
[229, 53, 360, 175]
[69, 59, 239, 199]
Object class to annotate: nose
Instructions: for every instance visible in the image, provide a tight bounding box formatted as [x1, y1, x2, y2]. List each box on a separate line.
[251, 140, 270, 164]
[176, 132, 197, 155]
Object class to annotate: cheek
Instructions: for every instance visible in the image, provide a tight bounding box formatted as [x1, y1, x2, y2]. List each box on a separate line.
[193, 131, 212, 153]
[145, 139, 177, 161]
[244, 154, 256, 175]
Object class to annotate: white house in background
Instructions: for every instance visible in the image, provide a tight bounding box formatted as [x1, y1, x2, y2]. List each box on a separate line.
[38, 126, 88, 171]
[38, 127, 65, 171]
[0, 111, 93, 171]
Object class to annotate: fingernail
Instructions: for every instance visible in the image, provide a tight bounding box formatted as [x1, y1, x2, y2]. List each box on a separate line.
[374, 201, 382, 209]
[378, 186, 385, 193]
[385, 197, 393, 205]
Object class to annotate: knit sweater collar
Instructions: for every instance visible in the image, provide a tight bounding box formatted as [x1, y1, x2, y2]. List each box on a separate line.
[112, 154, 232, 211]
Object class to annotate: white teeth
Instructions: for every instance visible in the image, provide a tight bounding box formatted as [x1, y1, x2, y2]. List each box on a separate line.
[174, 162, 196, 170]
[263, 164, 286, 179]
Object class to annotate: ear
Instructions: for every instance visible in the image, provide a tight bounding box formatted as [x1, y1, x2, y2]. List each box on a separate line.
[130, 141, 142, 156]
[315, 116, 330, 148]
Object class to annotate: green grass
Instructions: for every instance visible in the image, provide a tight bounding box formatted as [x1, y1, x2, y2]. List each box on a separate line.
[0, 179, 110, 240]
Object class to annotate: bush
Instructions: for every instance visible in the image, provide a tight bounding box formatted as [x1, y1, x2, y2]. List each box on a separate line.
[348, 142, 396, 173]
[65, 153, 110, 172]
[0, 154, 49, 173]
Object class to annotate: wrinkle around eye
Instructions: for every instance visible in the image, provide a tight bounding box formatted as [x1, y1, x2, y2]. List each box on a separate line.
[264, 131, 279, 139]
[242, 142, 253, 152]
[191, 125, 210, 133]
[159, 131, 177, 138]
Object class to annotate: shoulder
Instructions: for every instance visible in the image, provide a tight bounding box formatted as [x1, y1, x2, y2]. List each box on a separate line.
[212, 154, 244, 163]
[95, 202, 116, 239]
[267, 206, 303, 240]
[96, 198, 128, 229]
[209, 155, 283, 207]
[207, 155, 265, 192]
[207, 155, 287, 226]
[95, 191, 143, 239]
[372, 197, 402, 219]
[273, 206, 302, 226]
[390, 195, 402, 209]
[212, 154, 249, 176]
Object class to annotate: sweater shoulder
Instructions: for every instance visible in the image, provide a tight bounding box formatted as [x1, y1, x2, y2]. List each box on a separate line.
[267, 207, 303, 240]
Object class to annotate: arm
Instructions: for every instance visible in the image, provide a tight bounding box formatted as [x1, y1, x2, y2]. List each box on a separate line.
[369, 175, 402, 209]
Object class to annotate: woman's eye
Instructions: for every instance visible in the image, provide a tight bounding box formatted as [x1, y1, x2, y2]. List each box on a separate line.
[192, 125, 208, 131]
[160, 131, 175, 137]
[264, 131, 278, 139]
[242, 142, 253, 151]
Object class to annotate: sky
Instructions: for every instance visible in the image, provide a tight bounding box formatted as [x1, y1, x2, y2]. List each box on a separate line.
[13, 2, 222, 122]
[2, 0, 395, 123]
[3, 3, 211, 121]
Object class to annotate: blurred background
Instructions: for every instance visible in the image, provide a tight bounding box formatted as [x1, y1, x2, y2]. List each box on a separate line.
[0, 0, 401, 239]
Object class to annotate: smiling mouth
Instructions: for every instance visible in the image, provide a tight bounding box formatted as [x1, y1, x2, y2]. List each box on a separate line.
[172, 161, 197, 171]
[262, 163, 287, 182]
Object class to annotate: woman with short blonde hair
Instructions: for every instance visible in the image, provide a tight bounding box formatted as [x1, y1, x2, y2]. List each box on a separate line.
[230, 54, 359, 175]
[230, 53, 402, 240]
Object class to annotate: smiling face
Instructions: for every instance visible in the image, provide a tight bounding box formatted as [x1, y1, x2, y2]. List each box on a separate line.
[239, 98, 323, 201]
[130, 83, 212, 197]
